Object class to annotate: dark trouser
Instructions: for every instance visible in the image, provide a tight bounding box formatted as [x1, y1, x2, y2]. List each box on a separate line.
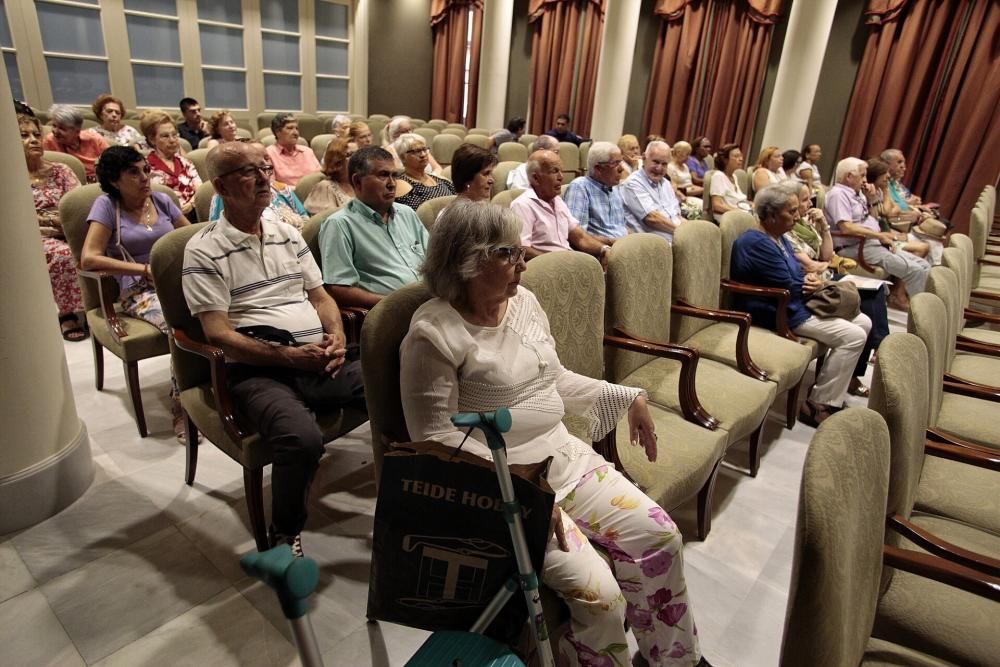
[229, 361, 365, 537]
[855, 285, 890, 377]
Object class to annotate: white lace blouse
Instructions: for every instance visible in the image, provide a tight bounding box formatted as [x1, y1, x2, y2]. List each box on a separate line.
[400, 286, 641, 500]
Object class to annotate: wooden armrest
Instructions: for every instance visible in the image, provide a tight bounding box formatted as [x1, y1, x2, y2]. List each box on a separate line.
[964, 308, 1000, 325]
[78, 269, 128, 343]
[173, 328, 247, 442]
[943, 379, 1000, 402]
[978, 257, 1000, 267]
[604, 328, 719, 430]
[925, 439, 1000, 472]
[673, 297, 770, 380]
[341, 306, 369, 345]
[984, 249, 1000, 256]
[926, 427, 999, 455]
[836, 231, 881, 273]
[971, 288, 1000, 302]
[883, 544, 1000, 602]
[888, 515, 1000, 578]
[718, 279, 796, 339]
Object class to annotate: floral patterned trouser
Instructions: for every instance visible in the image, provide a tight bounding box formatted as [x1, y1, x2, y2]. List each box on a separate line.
[120, 284, 178, 400]
[42, 237, 83, 314]
[543, 465, 700, 666]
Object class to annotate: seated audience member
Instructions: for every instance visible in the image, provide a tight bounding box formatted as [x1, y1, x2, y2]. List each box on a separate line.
[42, 104, 109, 183]
[141, 112, 202, 219]
[752, 145, 786, 192]
[797, 143, 823, 191]
[400, 198, 704, 667]
[266, 113, 322, 186]
[880, 147, 941, 220]
[621, 140, 687, 243]
[544, 113, 588, 146]
[507, 135, 558, 190]
[732, 184, 872, 426]
[183, 142, 364, 557]
[209, 143, 309, 230]
[563, 141, 628, 241]
[866, 158, 934, 262]
[824, 157, 930, 310]
[686, 136, 713, 186]
[81, 146, 191, 438]
[644, 134, 666, 150]
[382, 115, 442, 173]
[510, 150, 612, 263]
[485, 116, 526, 153]
[667, 140, 704, 199]
[617, 134, 642, 178]
[709, 143, 753, 223]
[21, 113, 85, 341]
[348, 121, 374, 148]
[319, 146, 428, 308]
[393, 133, 456, 210]
[785, 181, 887, 398]
[204, 111, 241, 150]
[450, 143, 497, 203]
[303, 137, 356, 215]
[328, 114, 352, 138]
[92, 94, 142, 147]
[177, 97, 210, 148]
[781, 150, 802, 182]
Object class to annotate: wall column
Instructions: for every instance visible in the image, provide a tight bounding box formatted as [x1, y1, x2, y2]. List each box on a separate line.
[475, 0, 514, 130]
[759, 0, 838, 152]
[588, 0, 641, 143]
[0, 66, 93, 535]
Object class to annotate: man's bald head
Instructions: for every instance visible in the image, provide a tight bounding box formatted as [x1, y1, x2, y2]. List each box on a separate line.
[526, 149, 563, 202]
[206, 141, 265, 181]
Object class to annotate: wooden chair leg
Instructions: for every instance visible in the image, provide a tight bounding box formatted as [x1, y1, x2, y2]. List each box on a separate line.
[92, 336, 104, 391]
[244, 468, 269, 552]
[696, 458, 724, 541]
[748, 422, 765, 478]
[785, 379, 803, 430]
[123, 360, 147, 437]
[184, 414, 199, 486]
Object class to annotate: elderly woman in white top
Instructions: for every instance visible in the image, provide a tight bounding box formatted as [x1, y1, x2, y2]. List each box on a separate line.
[751, 145, 785, 193]
[666, 141, 703, 199]
[708, 143, 752, 223]
[381, 115, 442, 174]
[797, 143, 823, 191]
[400, 200, 706, 667]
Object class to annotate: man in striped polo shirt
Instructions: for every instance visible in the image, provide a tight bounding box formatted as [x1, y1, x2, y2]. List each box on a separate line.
[182, 142, 364, 557]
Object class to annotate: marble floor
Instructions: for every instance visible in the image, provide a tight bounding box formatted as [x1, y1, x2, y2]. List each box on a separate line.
[0, 310, 908, 667]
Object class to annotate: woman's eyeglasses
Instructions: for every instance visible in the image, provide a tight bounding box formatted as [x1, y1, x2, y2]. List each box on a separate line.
[406, 147, 430, 156]
[491, 246, 527, 264]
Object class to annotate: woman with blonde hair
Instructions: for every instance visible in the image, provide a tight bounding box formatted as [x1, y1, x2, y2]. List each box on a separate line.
[666, 141, 703, 198]
[617, 134, 642, 178]
[303, 137, 356, 215]
[204, 110, 240, 149]
[752, 145, 785, 193]
[348, 120, 373, 147]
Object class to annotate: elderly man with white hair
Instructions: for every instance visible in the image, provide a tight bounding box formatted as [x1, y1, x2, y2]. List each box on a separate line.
[824, 157, 930, 309]
[507, 134, 559, 191]
[619, 140, 686, 243]
[42, 104, 109, 182]
[562, 141, 629, 241]
[510, 149, 614, 263]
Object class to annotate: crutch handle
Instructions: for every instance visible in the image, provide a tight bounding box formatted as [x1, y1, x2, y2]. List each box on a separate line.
[451, 409, 512, 450]
[240, 545, 319, 620]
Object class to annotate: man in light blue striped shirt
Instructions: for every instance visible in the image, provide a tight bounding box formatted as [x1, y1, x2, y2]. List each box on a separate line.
[620, 140, 686, 244]
[563, 141, 629, 242]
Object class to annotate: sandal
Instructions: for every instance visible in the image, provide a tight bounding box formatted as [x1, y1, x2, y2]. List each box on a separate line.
[849, 378, 870, 397]
[171, 402, 201, 445]
[58, 313, 88, 342]
[798, 400, 835, 428]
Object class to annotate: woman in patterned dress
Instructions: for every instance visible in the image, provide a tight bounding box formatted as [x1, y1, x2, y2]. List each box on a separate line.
[303, 136, 356, 215]
[400, 199, 708, 667]
[21, 114, 86, 341]
[392, 133, 455, 211]
[91, 94, 143, 147]
[141, 112, 202, 220]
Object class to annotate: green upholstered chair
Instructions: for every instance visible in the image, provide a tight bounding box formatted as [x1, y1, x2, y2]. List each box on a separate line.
[414, 195, 456, 232]
[732, 168, 750, 195]
[293, 172, 326, 205]
[178, 138, 192, 154]
[491, 161, 521, 197]
[309, 133, 334, 162]
[300, 210, 367, 345]
[908, 292, 1000, 450]
[294, 114, 325, 143]
[603, 234, 742, 539]
[557, 141, 580, 180]
[149, 223, 368, 551]
[367, 113, 391, 123]
[43, 150, 86, 184]
[255, 112, 277, 134]
[185, 148, 210, 182]
[491, 188, 525, 208]
[431, 133, 463, 166]
[870, 333, 1000, 542]
[440, 127, 466, 138]
[965, 204, 1000, 295]
[60, 183, 178, 437]
[465, 127, 490, 136]
[462, 134, 490, 150]
[424, 119, 447, 131]
[193, 181, 215, 223]
[944, 236, 1000, 346]
[671, 219, 813, 474]
[519, 133, 538, 149]
[413, 127, 438, 145]
[699, 170, 716, 222]
[497, 142, 528, 164]
[780, 407, 1000, 666]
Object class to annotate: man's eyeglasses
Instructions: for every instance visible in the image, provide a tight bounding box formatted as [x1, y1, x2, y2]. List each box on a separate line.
[491, 246, 527, 265]
[217, 163, 275, 180]
[598, 159, 623, 168]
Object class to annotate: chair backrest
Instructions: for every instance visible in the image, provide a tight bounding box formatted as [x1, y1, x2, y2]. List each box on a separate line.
[870, 333, 932, 524]
[925, 265, 962, 369]
[520, 250, 605, 381]
[491, 161, 521, 196]
[946, 235, 974, 311]
[432, 133, 463, 166]
[906, 292, 948, 426]
[705, 155, 716, 171]
[440, 127, 466, 138]
[700, 169, 717, 221]
[466, 128, 490, 136]
[366, 119, 386, 142]
[178, 138, 193, 153]
[440, 165, 452, 181]
[310, 133, 334, 162]
[295, 114, 325, 143]
[425, 119, 447, 131]
[497, 142, 527, 163]
[414, 127, 438, 144]
[301, 207, 337, 265]
[44, 151, 86, 184]
[193, 181, 216, 222]
[670, 220, 722, 342]
[579, 141, 591, 171]
[410, 118, 426, 128]
[519, 133, 538, 148]
[415, 195, 456, 231]
[718, 210, 756, 280]
[967, 205, 988, 266]
[185, 148, 210, 181]
[368, 113, 390, 123]
[256, 112, 276, 133]
[462, 134, 490, 149]
[780, 407, 890, 667]
[256, 127, 273, 139]
[557, 142, 579, 178]
[294, 172, 326, 204]
[492, 188, 525, 208]
[445, 123, 467, 132]
[733, 168, 750, 195]
[605, 233, 674, 382]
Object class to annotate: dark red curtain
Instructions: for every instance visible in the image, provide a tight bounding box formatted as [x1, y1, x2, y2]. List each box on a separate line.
[430, 0, 484, 125]
[527, 0, 605, 135]
[642, 0, 783, 150]
[838, 0, 1000, 232]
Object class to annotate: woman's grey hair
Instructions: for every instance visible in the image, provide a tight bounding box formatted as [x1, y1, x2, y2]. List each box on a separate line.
[383, 115, 411, 144]
[422, 199, 522, 302]
[392, 133, 426, 160]
[270, 112, 295, 136]
[49, 104, 83, 128]
[586, 141, 618, 173]
[754, 182, 800, 220]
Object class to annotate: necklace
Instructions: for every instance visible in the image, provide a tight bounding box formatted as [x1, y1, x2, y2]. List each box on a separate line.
[132, 199, 155, 231]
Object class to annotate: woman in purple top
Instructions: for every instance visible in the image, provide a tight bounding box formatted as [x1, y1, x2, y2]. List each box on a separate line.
[80, 145, 192, 439]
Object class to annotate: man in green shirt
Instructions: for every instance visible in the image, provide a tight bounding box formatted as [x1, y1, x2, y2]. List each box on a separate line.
[319, 146, 429, 308]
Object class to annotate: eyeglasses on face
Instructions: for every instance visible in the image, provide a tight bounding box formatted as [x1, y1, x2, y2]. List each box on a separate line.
[406, 146, 430, 156]
[490, 246, 527, 265]
[218, 163, 275, 180]
[598, 159, 623, 168]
